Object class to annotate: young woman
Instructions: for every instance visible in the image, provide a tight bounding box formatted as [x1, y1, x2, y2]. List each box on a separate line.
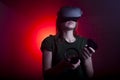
[41, 6, 96, 80]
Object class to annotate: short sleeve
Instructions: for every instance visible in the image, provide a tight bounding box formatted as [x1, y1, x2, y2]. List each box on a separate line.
[40, 35, 54, 52]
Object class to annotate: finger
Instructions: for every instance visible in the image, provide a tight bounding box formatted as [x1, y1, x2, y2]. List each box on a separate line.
[66, 58, 71, 62]
[89, 47, 95, 53]
[76, 59, 81, 65]
[84, 47, 90, 53]
[85, 44, 88, 47]
[82, 51, 90, 59]
[83, 48, 92, 57]
[85, 45, 96, 53]
[72, 59, 81, 69]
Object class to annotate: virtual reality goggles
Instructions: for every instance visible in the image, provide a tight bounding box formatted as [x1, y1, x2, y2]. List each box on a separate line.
[57, 6, 83, 21]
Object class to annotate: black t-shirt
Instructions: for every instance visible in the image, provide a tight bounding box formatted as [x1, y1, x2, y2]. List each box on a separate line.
[41, 35, 88, 80]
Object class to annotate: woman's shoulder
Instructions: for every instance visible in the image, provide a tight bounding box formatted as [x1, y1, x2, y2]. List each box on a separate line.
[43, 35, 56, 41]
[41, 35, 56, 51]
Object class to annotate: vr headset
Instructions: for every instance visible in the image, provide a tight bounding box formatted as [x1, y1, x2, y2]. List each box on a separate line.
[57, 6, 83, 22]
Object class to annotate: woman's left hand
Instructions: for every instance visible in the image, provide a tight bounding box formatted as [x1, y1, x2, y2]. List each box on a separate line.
[81, 45, 95, 60]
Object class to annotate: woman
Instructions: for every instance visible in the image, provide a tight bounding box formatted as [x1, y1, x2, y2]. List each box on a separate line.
[41, 6, 96, 80]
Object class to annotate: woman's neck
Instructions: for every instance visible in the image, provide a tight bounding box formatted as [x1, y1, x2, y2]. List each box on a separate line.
[62, 30, 76, 43]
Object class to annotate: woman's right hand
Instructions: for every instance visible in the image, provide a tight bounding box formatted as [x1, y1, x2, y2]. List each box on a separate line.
[59, 59, 81, 70]
[71, 59, 81, 70]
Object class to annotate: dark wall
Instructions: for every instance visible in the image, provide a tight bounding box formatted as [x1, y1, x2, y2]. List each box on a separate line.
[0, 0, 120, 79]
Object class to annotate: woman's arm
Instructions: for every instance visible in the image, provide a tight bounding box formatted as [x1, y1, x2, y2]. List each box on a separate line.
[81, 47, 95, 78]
[83, 57, 94, 78]
[42, 49, 73, 77]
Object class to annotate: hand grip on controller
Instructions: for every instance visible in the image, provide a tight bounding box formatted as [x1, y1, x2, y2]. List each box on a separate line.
[86, 39, 98, 53]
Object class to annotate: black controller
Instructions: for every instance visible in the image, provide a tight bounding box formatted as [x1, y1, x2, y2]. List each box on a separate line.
[64, 39, 98, 64]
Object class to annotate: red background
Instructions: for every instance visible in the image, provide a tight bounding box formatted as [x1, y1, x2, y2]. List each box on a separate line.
[0, 0, 120, 79]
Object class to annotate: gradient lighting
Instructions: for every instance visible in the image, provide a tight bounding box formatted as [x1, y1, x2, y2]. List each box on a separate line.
[19, 16, 56, 79]
[23, 16, 56, 77]
[36, 17, 56, 53]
